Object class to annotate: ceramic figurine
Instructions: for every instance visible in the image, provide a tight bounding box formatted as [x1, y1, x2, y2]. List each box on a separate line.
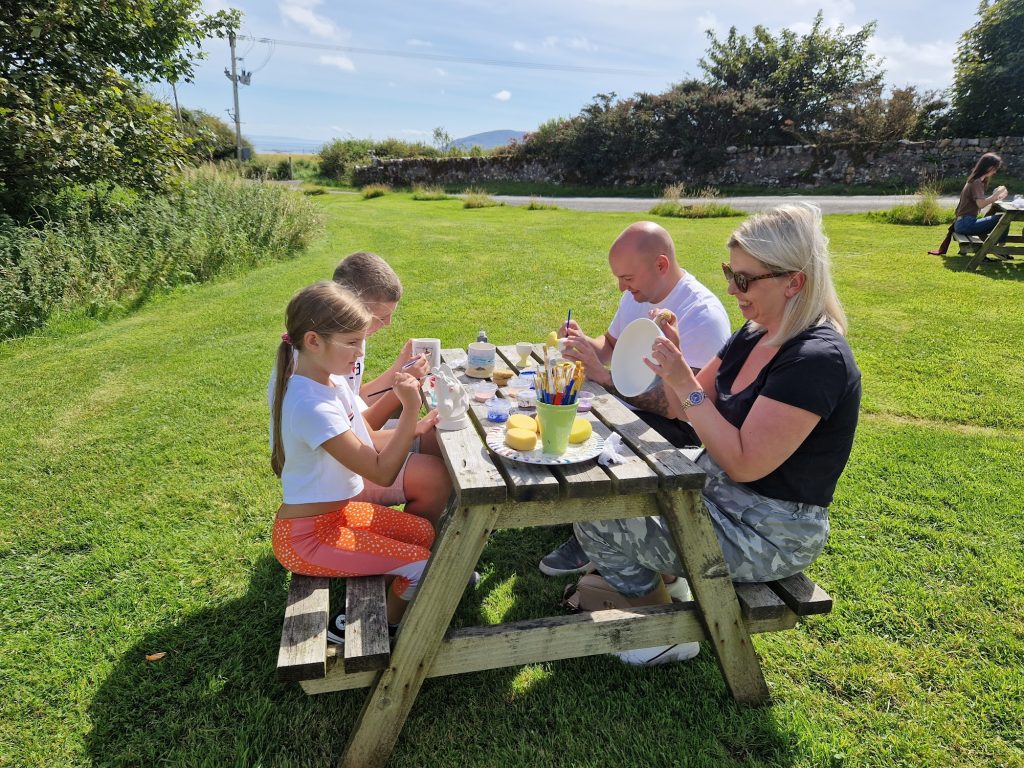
[435, 363, 471, 431]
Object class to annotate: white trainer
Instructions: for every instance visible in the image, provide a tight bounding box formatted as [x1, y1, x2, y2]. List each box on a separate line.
[615, 643, 700, 666]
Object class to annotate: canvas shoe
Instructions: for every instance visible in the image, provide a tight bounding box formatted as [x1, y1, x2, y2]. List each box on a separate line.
[539, 535, 595, 577]
[615, 642, 700, 666]
[326, 610, 346, 646]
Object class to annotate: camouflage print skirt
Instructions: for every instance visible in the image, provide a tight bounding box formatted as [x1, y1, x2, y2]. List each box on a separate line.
[574, 451, 830, 597]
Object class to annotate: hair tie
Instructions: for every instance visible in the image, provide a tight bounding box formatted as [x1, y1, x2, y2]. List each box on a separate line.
[281, 332, 292, 345]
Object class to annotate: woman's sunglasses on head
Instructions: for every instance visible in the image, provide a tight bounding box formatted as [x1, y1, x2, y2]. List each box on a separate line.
[722, 263, 795, 293]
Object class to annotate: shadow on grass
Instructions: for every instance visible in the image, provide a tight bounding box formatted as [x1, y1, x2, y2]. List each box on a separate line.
[87, 543, 798, 767]
[938, 251, 1024, 280]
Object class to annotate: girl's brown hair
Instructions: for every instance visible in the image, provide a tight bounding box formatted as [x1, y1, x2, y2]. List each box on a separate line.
[271, 281, 372, 477]
[968, 152, 1002, 182]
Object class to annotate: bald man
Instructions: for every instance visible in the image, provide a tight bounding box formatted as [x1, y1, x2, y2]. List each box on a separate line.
[541, 221, 730, 576]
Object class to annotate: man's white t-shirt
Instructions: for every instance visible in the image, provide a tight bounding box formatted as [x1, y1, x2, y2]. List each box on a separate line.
[276, 374, 375, 504]
[607, 272, 730, 370]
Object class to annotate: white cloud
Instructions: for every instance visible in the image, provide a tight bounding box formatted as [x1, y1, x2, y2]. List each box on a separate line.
[541, 35, 597, 52]
[280, 0, 340, 39]
[512, 40, 531, 52]
[401, 129, 431, 136]
[330, 125, 345, 132]
[868, 35, 956, 89]
[319, 54, 355, 72]
[406, 38, 432, 47]
[435, 67, 447, 76]
[493, 89, 512, 101]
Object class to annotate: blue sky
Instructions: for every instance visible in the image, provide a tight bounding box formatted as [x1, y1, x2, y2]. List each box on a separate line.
[170, 0, 971, 145]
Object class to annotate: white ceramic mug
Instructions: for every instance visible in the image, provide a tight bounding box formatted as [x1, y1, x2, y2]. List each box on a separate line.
[411, 338, 442, 369]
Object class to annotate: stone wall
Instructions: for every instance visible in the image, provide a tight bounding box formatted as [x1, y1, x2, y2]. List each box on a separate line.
[353, 136, 1024, 189]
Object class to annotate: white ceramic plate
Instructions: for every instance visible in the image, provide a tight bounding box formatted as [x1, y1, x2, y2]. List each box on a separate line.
[610, 318, 662, 397]
[485, 428, 605, 466]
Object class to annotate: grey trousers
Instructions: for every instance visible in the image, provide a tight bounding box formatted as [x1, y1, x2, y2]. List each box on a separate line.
[575, 452, 830, 597]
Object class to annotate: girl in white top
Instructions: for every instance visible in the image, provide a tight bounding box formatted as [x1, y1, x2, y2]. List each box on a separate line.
[270, 282, 451, 631]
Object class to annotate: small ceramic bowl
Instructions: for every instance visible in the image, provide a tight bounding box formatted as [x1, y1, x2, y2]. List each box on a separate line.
[506, 376, 532, 396]
[516, 388, 537, 409]
[485, 397, 512, 422]
[576, 391, 595, 412]
[473, 381, 498, 402]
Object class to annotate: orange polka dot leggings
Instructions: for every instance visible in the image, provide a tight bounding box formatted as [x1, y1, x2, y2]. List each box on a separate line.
[272, 501, 436, 601]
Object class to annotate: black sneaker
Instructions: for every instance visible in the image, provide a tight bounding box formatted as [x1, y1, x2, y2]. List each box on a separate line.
[539, 535, 594, 577]
[326, 610, 346, 646]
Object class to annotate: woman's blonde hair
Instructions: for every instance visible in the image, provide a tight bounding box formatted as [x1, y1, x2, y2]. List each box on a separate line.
[727, 203, 847, 346]
[270, 281, 372, 477]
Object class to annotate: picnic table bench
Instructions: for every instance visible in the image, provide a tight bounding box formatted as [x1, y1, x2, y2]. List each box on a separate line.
[276, 344, 834, 768]
[956, 201, 1024, 270]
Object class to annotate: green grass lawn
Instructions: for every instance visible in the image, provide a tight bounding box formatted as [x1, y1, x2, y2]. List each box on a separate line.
[2, 192, 1023, 767]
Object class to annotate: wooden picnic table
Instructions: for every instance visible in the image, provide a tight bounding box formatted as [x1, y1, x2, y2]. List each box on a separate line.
[959, 200, 1024, 270]
[281, 344, 833, 768]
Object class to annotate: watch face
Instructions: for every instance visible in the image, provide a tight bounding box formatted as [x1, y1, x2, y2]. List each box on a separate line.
[687, 390, 705, 406]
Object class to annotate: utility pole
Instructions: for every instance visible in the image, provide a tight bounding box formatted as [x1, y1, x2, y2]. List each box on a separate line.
[224, 31, 251, 161]
[171, 80, 181, 123]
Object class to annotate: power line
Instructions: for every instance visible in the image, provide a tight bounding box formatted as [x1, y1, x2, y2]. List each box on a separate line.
[235, 34, 659, 77]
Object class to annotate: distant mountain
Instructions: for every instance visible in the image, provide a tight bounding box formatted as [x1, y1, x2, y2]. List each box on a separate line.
[249, 135, 326, 154]
[450, 130, 526, 151]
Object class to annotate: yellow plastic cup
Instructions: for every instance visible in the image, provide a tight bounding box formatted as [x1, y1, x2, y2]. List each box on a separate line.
[536, 401, 579, 455]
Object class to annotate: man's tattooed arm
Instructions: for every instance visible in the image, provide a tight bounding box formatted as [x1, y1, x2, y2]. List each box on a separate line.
[604, 378, 674, 417]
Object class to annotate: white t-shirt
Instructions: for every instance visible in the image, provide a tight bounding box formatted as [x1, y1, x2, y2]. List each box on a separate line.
[266, 343, 367, 411]
[275, 374, 374, 504]
[607, 272, 730, 370]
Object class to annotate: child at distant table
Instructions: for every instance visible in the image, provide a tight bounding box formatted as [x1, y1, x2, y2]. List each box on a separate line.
[269, 282, 452, 642]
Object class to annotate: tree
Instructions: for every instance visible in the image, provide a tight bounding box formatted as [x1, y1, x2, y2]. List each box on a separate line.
[432, 127, 453, 155]
[950, 0, 1024, 136]
[0, 1, 239, 219]
[180, 109, 253, 161]
[700, 12, 884, 142]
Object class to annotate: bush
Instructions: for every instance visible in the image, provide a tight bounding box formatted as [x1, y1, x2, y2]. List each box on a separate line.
[411, 185, 449, 201]
[0, 166, 320, 338]
[462, 188, 502, 209]
[649, 201, 744, 218]
[318, 138, 440, 183]
[360, 184, 390, 199]
[525, 198, 558, 210]
[869, 184, 955, 226]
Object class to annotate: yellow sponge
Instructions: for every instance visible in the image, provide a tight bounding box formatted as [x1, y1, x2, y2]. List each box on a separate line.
[507, 414, 537, 433]
[505, 428, 538, 452]
[569, 417, 593, 444]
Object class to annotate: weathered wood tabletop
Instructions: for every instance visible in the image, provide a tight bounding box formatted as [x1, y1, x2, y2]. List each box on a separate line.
[323, 344, 788, 768]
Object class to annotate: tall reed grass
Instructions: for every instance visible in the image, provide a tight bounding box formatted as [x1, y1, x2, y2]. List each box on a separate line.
[870, 183, 955, 226]
[0, 166, 319, 338]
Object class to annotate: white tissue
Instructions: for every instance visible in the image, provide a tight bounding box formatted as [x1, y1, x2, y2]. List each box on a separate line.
[598, 433, 627, 466]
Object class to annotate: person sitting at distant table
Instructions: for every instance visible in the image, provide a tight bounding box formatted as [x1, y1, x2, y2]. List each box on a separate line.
[930, 152, 1009, 256]
[954, 153, 1009, 240]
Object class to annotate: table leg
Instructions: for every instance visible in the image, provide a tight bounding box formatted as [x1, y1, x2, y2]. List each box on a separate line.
[657, 489, 771, 704]
[339, 502, 502, 768]
[966, 214, 1013, 270]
